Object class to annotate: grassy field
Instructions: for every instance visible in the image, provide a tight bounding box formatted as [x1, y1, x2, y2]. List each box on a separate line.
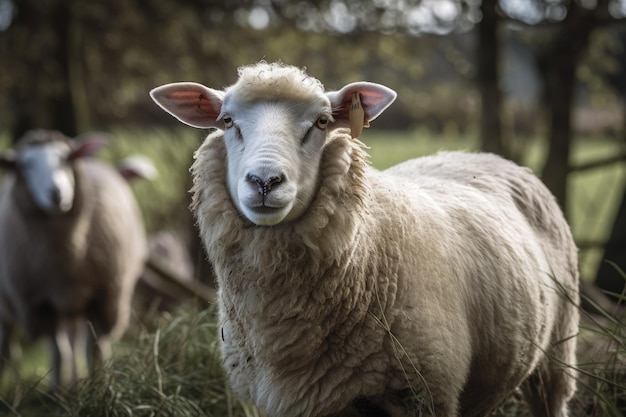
[0, 127, 625, 416]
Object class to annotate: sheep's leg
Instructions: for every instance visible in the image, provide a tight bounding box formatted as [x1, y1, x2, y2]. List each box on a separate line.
[86, 332, 112, 370]
[51, 320, 76, 390]
[522, 369, 568, 417]
[85, 289, 132, 372]
[85, 323, 112, 372]
[522, 340, 576, 417]
[68, 316, 88, 381]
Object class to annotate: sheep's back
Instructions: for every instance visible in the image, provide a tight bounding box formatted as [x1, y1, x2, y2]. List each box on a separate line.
[385, 152, 568, 239]
[385, 151, 577, 287]
[379, 150, 578, 314]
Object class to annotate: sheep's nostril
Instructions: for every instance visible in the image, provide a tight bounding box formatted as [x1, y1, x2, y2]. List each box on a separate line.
[246, 174, 264, 195]
[246, 174, 284, 196]
[265, 176, 283, 191]
[246, 174, 263, 186]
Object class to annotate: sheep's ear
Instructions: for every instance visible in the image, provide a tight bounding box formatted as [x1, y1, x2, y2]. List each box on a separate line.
[116, 155, 158, 182]
[150, 82, 225, 129]
[0, 150, 16, 170]
[69, 133, 110, 160]
[327, 82, 397, 132]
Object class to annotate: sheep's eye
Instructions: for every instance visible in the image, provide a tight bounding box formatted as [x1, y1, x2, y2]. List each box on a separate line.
[223, 117, 233, 128]
[316, 115, 329, 130]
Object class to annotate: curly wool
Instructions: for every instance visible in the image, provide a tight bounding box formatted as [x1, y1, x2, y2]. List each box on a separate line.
[227, 62, 326, 105]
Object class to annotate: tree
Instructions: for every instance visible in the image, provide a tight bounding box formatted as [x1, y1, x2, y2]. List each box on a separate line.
[595, 186, 626, 299]
[0, 0, 255, 140]
[477, 0, 504, 156]
[593, 26, 626, 298]
[536, 0, 613, 211]
[501, 0, 626, 300]
[1, 0, 78, 141]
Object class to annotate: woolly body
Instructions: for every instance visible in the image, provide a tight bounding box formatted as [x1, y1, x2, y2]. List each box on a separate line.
[192, 132, 578, 417]
[0, 130, 147, 386]
[151, 62, 579, 417]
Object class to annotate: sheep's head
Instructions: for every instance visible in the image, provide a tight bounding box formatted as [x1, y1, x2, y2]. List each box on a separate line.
[0, 130, 108, 215]
[150, 62, 396, 226]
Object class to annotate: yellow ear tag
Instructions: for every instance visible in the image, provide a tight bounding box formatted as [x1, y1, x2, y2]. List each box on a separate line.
[349, 92, 367, 139]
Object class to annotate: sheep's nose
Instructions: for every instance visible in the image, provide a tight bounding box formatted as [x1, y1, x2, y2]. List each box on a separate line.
[246, 173, 283, 196]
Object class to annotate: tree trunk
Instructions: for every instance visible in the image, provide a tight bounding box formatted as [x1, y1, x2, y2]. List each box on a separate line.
[50, 2, 78, 137]
[595, 101, 626, 299]
[477, 0, 504, 156]
[539, 58, 576, 209]
[8, 0, 78, 143]
[537, 3, 598, 214]
[595, 183, 626, 299]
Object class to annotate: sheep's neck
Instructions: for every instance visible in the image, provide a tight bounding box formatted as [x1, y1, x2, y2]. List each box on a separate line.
[218, 229, 387, 352]
[215, 226, 400, 417]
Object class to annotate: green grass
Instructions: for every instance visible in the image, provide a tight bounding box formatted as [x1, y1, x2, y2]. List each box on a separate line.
[573, 264, 626, 416]
[1, 306, 263, 417]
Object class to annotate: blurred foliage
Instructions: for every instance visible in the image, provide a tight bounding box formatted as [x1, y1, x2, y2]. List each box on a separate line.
[1, 0, 624, 138]
[579, 29, 623, 106]
[0, 0, 473, 133]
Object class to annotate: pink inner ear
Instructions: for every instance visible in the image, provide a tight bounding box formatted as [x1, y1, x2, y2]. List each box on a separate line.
[333, 93, 382, 122]
[150, 82, 225, 129]
[329, 82, 397, 124]
[166, 91, 217, 118]
[360, 90, 391, 113]
[69, 136, 109, 160]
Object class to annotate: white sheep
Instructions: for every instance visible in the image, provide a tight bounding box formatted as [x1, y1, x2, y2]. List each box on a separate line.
[150, 62, 579, 417]
[0, 129, 148, 388]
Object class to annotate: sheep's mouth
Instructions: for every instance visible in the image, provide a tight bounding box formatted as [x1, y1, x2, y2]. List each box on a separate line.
[242, 204, 292, 226]
[246, 198, 291, 212]
[251, 206, 280, 214]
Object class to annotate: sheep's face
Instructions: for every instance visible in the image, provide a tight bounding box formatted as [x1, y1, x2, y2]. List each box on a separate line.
[150, 62, 397, 226]
[219, 95, 332, 225]
[16, 141, 76, 215]
[0, 130, 110, 215]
